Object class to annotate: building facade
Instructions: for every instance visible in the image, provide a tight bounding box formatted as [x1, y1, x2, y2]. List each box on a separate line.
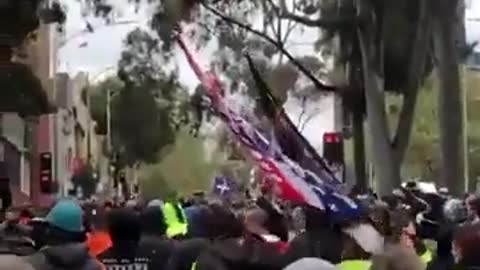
[1, 14, 56, 206]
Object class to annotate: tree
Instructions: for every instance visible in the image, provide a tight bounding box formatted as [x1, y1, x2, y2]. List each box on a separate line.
[79, 0, 463, 195]
[139, 129, 224, 197]
[392, 72, 480, 189]
[102, 28, 199, 166]
[432, 0, 466, 195]
[111, 83, 175, 165]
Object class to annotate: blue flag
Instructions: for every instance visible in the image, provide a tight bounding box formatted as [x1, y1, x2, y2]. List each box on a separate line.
[212, 176, 237, 196]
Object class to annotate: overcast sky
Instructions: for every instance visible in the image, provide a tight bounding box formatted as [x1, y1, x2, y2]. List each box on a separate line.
[58, 0, 480, 152]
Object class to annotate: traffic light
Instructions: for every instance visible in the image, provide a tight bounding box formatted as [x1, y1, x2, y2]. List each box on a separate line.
[40, 152, 53, 193]
[323, 132, 344, 164]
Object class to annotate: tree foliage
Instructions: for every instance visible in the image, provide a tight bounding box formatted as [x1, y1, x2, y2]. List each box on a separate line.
[139, 129, 224, 197]
[390, 72, 480, 189]
[79, 0, 467, 195]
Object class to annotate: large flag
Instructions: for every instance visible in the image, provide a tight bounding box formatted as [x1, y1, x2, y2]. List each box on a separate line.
[176, 30, 361, 221]
[245, 54, 340, 189]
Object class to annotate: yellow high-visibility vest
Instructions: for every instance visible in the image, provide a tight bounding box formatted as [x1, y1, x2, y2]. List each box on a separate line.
[191, 262, 197, 270]
[420, 249, 433, 264]
[336, 260, 371, 270]
[162, 202, 187, 238]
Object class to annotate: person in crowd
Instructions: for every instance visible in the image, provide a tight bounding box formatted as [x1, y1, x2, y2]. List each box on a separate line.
[139, 205, 175, 269]
[25, 199, 103, 270]
[86, 208, 112, 257]
[29, 217, 49, 251]
[283, 258, 336, 270]
[465, 194, 480, 224]
[194, 203, 283, 270]
[370, 243, 424, 270]
[18, 208, 34, 225]
[451, 223, 480, 270]
[243, 206, 288, 254]
[0, 255, 35, 270]
[184, 204, 210, 239]
[166, 204, 211, 270]
[99, 207, 173, 270]
[98, 208, 145, 268]
[256, 184, 289, 242]
[0, 208, 32, 237]
[162, 201, 188, 239]
[283, 205, 344, 265]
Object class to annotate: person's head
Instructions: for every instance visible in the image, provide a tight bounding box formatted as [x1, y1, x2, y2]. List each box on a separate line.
[4, 208, 19, 223]
[107, 208, 141, 246]
[389, 209, 416, 250]
[466, 195, 480, 220]
[141, 206, 167, 236]
[443, 198, 468, 224]
[206, 203, 243, 239]
[452, 223, 480, 264]
[243, 207, 269, 235]
[90, 208, 108, 232]
[104, 201, 113, 212]
[303, 204, 329, 230]
[44, 200, 86, 244]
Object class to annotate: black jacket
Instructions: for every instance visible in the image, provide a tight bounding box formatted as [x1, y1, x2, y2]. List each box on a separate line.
[167, 238, 209, 270]
[195, 238, 283, 270]
[283, 229, 343, 265]
[99, 238, 174, 270]
[26, 243, 102, 270]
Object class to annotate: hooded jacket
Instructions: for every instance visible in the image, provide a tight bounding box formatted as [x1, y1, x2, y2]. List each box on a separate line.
[99, 208, 174, 270]
[167, 238, 209, 270]
[26, 243, 103, 270]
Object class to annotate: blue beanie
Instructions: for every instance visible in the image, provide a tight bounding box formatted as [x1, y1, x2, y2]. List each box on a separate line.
[46, 200, 84, 233]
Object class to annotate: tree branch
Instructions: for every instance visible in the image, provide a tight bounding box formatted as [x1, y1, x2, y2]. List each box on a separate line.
[300, 109, 321, 132]
[392, 0, 432, 165]
[280, 12, 356, 29]
[270, 0, 357, 29]
[201, 2, 338, 92]
[297, 96, 307, 127]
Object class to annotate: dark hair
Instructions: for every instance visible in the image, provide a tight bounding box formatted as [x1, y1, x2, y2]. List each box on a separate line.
[206, 203, 243, 239]
[141, 206, 167, 236]
[304, 204, 329, 230]
[107, 208, 141, 244]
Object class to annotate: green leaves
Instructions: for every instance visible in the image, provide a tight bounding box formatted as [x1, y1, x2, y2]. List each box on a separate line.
[111, 85, 175, 166]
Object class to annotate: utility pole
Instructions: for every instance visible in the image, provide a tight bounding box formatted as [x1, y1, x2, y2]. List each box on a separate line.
[106, 88, 113, 197]
[462, 66, 470, 192]
[106, 88, 112, 155]
[86, 77, 91, 165]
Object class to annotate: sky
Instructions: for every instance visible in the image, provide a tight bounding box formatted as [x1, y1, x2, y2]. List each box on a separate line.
[58, 0, 480, 152]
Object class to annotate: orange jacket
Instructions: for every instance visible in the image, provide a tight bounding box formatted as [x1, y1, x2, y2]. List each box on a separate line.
[87, 231, 112, 257]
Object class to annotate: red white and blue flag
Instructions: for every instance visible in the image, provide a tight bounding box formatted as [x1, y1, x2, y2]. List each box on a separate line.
[176, 32, 361, 221]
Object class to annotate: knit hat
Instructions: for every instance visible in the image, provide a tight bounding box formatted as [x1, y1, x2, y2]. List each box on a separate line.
[284, 258, 336, 270]
[46, 199, 84, 233]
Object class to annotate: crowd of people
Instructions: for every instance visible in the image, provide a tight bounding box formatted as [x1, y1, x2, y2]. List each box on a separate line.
[0, 182, 479, 270]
